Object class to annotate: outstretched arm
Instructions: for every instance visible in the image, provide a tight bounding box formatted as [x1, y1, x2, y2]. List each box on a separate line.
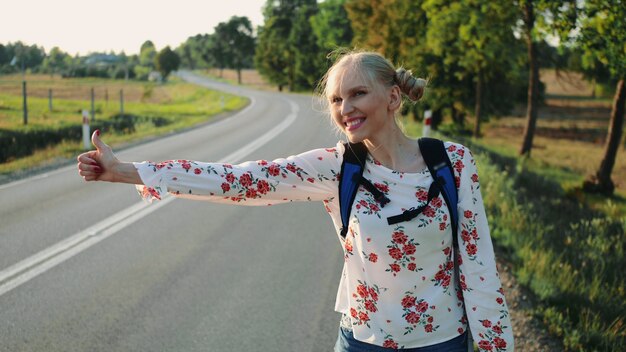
[76, 130, 142, 185]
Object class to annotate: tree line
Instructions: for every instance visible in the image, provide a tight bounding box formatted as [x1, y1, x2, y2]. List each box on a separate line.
[1, 0, 623, 195]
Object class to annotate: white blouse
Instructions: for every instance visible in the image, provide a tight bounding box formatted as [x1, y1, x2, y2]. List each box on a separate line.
[134, 141, 513, 351]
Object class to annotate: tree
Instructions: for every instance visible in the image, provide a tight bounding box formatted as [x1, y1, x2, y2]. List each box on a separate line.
[213, 16, 255, 84]
[136, 40, 157, 80]
[310, 0, 353, 52]
[289, 2, 323, 89]
[155, 46, 181, 81]
[578, 1, 626, 195]
[42, 47, 69, 77]
[517, 0, 577, 156]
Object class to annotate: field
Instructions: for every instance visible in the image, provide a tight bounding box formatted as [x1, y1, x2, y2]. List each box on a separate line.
[0, 74, 248, 178]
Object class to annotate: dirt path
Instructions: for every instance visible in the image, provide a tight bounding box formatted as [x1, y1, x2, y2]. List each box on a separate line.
[497, 259, 565, 351]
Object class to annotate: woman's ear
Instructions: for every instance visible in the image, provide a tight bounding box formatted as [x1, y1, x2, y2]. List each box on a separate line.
[388, 86, 402, 112]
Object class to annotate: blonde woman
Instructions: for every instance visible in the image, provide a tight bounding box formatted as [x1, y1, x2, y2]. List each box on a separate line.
[78, 50, 513, 351]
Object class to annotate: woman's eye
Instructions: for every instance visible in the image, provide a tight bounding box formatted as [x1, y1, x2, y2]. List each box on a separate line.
[354, 90, 367, 97]
[331, 97, 342, 104]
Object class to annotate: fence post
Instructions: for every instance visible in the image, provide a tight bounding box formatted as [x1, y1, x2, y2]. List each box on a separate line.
[120, 89, 124, 115]
[22, 81, 28, 125]
[90, 87, 95, 122]
[423, 110, 432, 137]
[82, 110, 90, 150]
[49, 88, 53, 112]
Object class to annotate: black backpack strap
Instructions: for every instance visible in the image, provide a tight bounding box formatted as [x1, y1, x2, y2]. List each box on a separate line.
[339, 142, 368, 238]
[418, 138, 459, 243]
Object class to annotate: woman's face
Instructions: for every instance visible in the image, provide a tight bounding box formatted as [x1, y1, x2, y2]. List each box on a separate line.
[326, 66, 398, 144]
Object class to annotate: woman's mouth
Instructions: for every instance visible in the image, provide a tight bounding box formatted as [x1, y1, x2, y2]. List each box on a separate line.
[345, 118, 365, 131]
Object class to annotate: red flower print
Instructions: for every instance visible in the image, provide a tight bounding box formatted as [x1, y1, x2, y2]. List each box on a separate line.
[439, 222, 447, 231]
[448, 145, 457, 152]
[344, 240, 353, 253]
[457, 148, 465, 157]
[392, 231, 408, 244]
[407, 263, 417, 271]
[194, 168, 202, 175]
[239, 173, 253, 187]
[182, 162, 191, 171]
[415, 189, 428, 201]
[225, 173, 235, 184]
[466, 243, 478, 256]
[416, 301, 429, 313]
[443, 247, 451, 256]
[357, 284, 369, 298]
[403, 243, 416, 255]
[364, 300, 377, 312]
[492, 325, 503, 334]
[358, 311, 370, 323]
[431, 197, 443, 208]
[424, 324, 433, 332]
[496, 297, 504, 305]
[464, 210, 473, 219]
[382, 340, 398, 349]
[454, 160, 464, 172]
[483, 319, 492, 328]
[472, 173, 479, 183]
[368, 288, 379, 301]
[461, 230, 471, 243]
[427, 316, 433, 323]
[478, 340, 493, 351]
[257, 180, 270, 194]
[369, 253, 378, 263]
[458, 327, 464, 334]
[390, 264, 401, 273]
[471, 228, 479, 239]
[389, 247, 403, 260]
[402, 295, 416, 308]
[493, 337, 507, 349]
[405, 312, 420, 324]
[245, 188, 258, 199]
[374, 182, 389, 193]
[423, 206, 435, 218]
[359, 200, 369, 209]
[258, 160, 268, 166]
[268, 164, 280, 176]
[350, 308, 357, 318]
[286, 163, 297, 173]
[221, 183, 230, 192]
[442, 275, 451, 288]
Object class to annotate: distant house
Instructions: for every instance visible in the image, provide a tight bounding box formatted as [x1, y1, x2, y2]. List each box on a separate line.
[148, 71, 163, 82]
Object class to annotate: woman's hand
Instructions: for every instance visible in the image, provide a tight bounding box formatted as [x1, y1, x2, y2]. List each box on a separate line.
[77, 130, 120, 182]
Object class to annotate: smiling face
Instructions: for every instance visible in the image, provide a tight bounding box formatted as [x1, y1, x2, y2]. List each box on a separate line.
[326, 64, 400, 144]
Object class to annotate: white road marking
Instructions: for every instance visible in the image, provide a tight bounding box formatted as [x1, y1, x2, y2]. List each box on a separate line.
[0, 97, 298, 297]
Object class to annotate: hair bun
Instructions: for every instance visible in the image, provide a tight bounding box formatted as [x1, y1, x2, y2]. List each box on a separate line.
[395, 68, 426, 102]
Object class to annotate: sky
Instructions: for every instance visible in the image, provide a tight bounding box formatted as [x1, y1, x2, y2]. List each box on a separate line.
[0, 0, 267, 56]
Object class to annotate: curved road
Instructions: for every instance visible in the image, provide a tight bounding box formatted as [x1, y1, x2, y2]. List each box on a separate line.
[0, 72, 344, 352]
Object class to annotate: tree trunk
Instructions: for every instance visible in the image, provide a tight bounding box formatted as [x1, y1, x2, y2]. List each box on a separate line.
[474, 71, 483, 137]
[520, 0, 540, 156]
[237, 68, 242, 85]
[583, 79, 626, 195]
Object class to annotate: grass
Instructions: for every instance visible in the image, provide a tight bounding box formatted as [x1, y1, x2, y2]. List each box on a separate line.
[0, 74, 248, 176]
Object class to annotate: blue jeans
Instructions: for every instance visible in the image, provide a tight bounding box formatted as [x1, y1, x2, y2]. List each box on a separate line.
[334, 327, 468, 352]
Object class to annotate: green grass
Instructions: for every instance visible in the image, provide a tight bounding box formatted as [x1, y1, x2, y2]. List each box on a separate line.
[0, 75, 248, 175]
[402, 116, 626, 351]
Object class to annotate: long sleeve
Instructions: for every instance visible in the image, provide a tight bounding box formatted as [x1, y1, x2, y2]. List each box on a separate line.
[133, 145, 342, 206]
[450, 144, 514, 352]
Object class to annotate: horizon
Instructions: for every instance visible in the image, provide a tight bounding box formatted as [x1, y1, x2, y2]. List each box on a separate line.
[0, 0, 266, 56]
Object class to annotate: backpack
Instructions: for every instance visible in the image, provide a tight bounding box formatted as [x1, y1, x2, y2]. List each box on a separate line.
[338, 137, 458, 242]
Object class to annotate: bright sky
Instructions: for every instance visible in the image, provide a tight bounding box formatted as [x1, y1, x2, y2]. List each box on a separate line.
[0, 0, 267, 56]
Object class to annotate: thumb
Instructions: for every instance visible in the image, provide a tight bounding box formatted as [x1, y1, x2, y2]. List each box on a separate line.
[91, 130, 109, 152]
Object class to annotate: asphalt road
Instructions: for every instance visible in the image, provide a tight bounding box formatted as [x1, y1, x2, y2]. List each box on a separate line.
[0, 72, 344, 352]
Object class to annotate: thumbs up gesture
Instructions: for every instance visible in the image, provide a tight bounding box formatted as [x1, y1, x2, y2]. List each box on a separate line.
[77, 130, 120, 182]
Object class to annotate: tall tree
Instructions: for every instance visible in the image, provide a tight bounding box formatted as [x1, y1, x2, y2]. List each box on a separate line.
[310, 0, 353, 52]
[578, 0, 626, 195]
[155, 46, 181, 81]
[289, 2, 322, 89]
[213, 16, 255, 84]
[517, 0, 577, 155]
[42, 47, 69, 77]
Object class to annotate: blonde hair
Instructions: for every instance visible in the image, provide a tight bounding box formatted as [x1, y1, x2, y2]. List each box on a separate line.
[317, 49, 427, 112]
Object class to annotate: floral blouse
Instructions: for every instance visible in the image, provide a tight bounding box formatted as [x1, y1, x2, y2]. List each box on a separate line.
[134, 141, 513, 351]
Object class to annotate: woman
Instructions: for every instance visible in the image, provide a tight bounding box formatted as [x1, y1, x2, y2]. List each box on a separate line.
[77, 50, 513, 351]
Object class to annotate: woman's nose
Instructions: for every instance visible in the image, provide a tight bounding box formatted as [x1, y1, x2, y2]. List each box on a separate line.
[340, 100, 354, 116]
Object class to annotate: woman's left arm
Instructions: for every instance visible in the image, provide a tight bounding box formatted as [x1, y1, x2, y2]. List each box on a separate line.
[449, 144, 514, 352]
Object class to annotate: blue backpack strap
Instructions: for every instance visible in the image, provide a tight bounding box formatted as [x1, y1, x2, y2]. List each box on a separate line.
[418, 138, 459, 242]
[339, 142, 368, 238]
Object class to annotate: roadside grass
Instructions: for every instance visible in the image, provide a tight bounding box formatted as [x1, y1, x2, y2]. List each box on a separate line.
[0, 74, 248, 175]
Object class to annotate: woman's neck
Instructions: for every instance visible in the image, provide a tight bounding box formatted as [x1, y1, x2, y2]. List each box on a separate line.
[363, 129, 424, 173]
